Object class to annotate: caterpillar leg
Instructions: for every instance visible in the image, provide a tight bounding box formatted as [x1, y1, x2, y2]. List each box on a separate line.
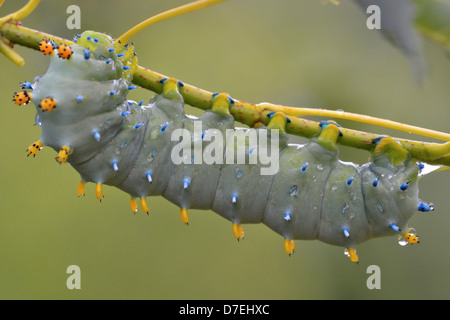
[317, 121, 342, 150]
[180, 208, 189, 225]
[345, 248, 359, 263]
[26, 140, 42, 157]
[95, 183, 104, 201]
[140, 197, 149, 215]
[372, 136, 408, 165]
[160, 77, 184, 100]
[284, 239, 295, 256]
[232, 223, 244, 241]
[55, 146, 71, 163]
[77, 181, 85, 197]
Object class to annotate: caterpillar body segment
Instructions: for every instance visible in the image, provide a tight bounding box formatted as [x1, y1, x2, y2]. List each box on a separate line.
[18, 30, 431, 263]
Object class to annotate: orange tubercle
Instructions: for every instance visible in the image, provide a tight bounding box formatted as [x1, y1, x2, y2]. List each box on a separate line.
[57, 44, 72, 59]
[39, 97, 57, 111]
[39, 40, 55, 56]
[13, 90, 32, 105]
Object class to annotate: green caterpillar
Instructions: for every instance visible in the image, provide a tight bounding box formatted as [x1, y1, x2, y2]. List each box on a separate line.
[12, 30, 434, 263]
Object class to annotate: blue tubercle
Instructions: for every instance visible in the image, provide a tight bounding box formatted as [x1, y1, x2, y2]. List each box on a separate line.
[301, 162, 309, 172]
[83, 49, 90, 60]
[347, 176, 354, 186]
[284, 211, 291, 221]
[400, 181, 410, 191]
[372, 177, 379, 187]
[93, 130, 101, 142]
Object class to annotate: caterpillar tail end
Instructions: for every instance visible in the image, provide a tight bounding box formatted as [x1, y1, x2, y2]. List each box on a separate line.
[232, 223, 244, 241]
[26, 140, 42, 157]
[284, 239, 295, 256]
[345, 248, 359, 263]
[180, 208, 189, 225]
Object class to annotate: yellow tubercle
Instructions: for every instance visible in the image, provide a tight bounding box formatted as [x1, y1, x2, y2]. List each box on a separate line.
[211, 93, 232, 117]
[55, 146, 71, 164]
[373, 137, 409, 166]
[284, 239, 295, 256]
[26, 140, 42, 157]
[317, 122, 341, 150]
[38, 97, 57, 111]
[345, 248, 359, 263]
[77, 181, 85, 197]
[232, 223, 244, 240]
[130, 198, 138, 213]
[140, 197, 149, 214]
[95, 183, 103, 201]
[267, 112, 288, 132]
[401, 231, 420, 245]
[180, 208, 189, 225]
[161, 78, 183, 100]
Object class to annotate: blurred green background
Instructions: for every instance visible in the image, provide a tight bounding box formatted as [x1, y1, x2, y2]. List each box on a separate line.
[0, 0, 449, 300]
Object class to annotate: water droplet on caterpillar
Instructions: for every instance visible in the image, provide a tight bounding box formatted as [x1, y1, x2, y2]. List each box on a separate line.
[35, 114, 41, 127]
[376, 202, 383, 213]
[289, 185, 298, 196]
[398, 238, 409, 247]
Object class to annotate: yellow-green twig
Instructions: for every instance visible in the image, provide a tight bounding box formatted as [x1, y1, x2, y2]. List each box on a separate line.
[115, 0, 228, 45]
[1, 22, 449, 166]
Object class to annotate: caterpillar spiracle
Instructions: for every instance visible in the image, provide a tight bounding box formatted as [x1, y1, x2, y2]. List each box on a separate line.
[5, 0, 449, 270]
[11, 26, 438, 264]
